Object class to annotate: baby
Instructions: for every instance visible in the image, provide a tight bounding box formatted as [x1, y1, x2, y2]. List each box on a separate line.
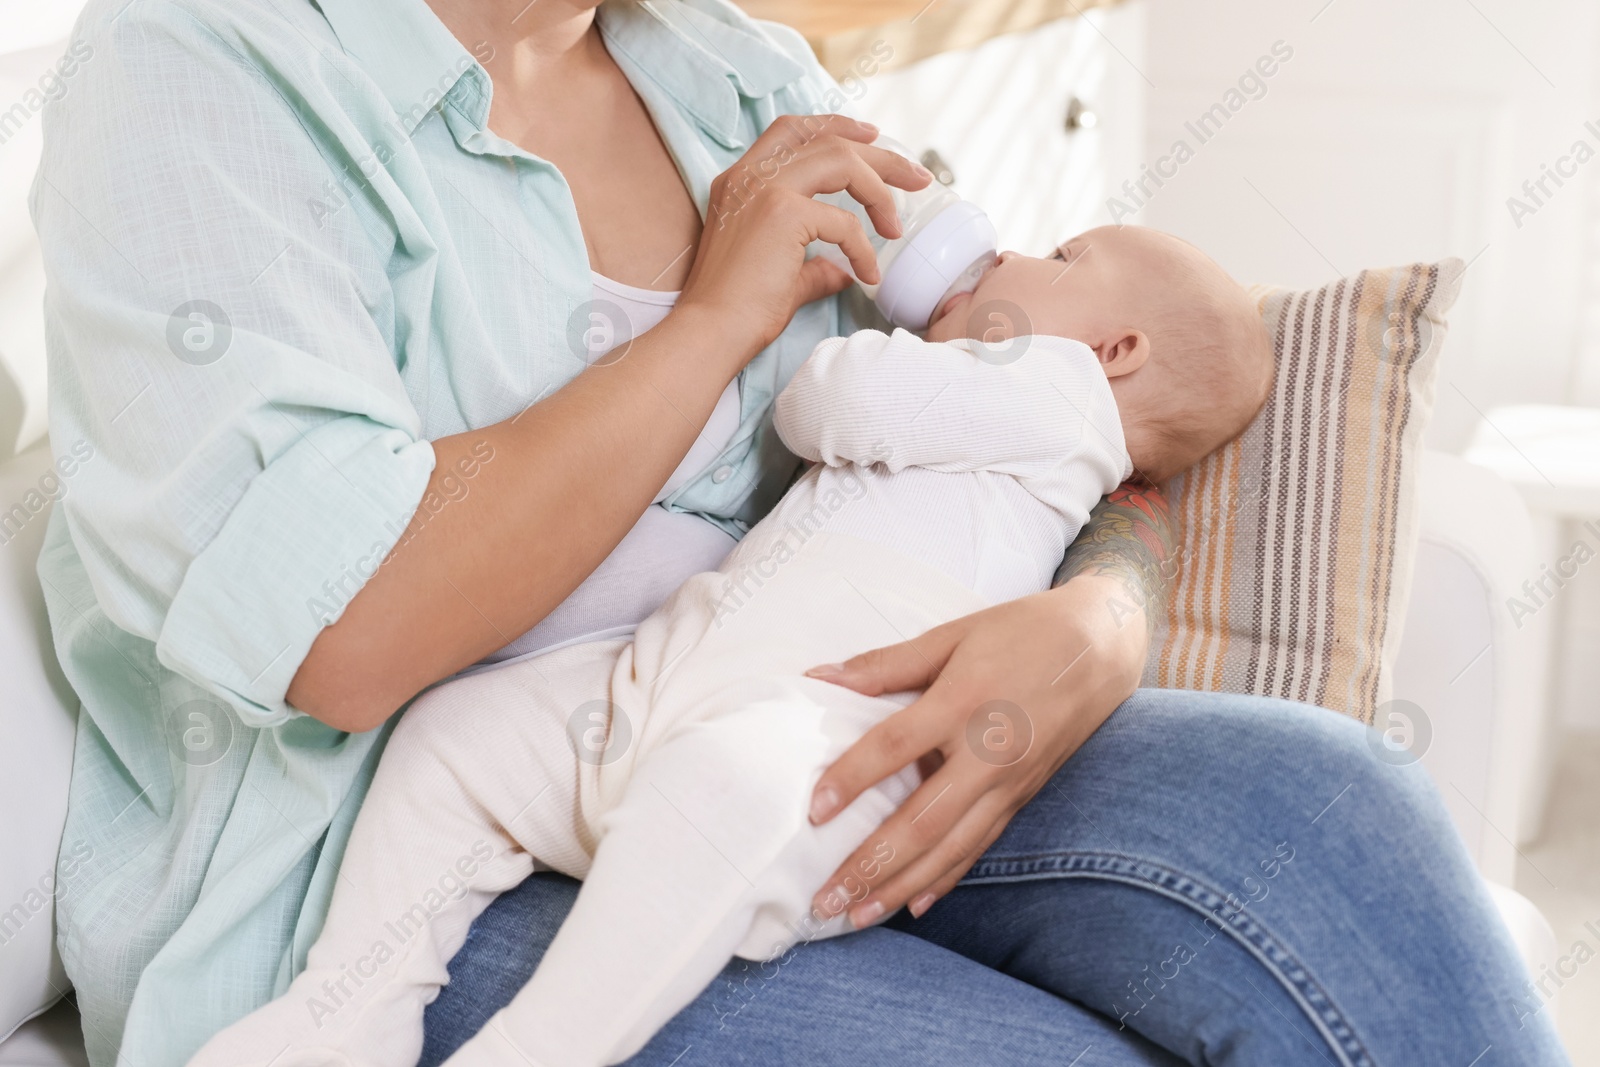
[188, 226, 1273, 1067]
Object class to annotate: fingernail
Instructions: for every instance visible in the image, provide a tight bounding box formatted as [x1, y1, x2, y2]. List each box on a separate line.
[909, 892, 936, 918]
[859, 120, 879, 134]
[806, 663, 844, 678]
[851, 900, 885, 928]
[810, 785, 840, 824]
[912, 162, 934, 178]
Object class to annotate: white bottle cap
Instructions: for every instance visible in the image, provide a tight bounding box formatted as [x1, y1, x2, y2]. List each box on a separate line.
[876, 201, 999, 331]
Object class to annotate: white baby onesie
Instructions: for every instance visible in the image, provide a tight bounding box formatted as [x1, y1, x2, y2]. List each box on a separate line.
[186, 329, 1130, 1067]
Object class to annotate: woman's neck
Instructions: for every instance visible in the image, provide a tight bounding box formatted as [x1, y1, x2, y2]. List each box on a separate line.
[426, 0, 604, 70]
[423, 0, 704, 287]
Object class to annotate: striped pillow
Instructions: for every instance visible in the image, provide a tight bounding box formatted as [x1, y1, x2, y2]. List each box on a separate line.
[1144, 259, 1465, 723]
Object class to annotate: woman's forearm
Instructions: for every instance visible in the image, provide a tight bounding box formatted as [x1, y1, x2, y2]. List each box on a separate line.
[1035, 481, 1178, 716]
[290, 113, 919, 730]
[288, 303, 759, 731]
[1052, 481, 1177, 642]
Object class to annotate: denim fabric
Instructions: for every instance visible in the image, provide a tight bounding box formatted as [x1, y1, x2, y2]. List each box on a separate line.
[421, 873, 1181, 1067]
[422, 689, 1569, 1066]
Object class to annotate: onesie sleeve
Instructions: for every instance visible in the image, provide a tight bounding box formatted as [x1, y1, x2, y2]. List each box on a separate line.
[774, 328, 1133, 503]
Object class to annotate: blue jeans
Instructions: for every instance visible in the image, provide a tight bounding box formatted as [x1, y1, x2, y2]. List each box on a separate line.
[419, 690, 1569, 1066]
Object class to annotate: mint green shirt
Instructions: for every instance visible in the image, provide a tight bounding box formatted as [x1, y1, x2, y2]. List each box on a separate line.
[31, 1, 862, 1062]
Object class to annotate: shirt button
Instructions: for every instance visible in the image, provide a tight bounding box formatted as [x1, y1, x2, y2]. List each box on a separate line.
[712, 465, 733, 483]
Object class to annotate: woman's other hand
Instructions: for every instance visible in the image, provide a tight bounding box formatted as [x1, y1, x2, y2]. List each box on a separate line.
[806, 484, 1175, 927]
[678, 114, 932, 358]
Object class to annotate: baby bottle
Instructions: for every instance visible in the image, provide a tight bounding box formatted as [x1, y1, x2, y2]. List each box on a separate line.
[810, 136, 998, 332]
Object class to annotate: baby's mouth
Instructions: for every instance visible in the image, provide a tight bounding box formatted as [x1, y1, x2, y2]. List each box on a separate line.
[931, 289, 973, 326]
[926, 250, 998, 331]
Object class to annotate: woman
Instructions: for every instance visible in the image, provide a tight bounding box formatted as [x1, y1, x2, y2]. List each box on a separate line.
[31, 0, 1563, 1064]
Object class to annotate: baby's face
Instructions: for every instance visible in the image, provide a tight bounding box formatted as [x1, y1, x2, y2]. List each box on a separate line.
[924, 225, 1159, 352]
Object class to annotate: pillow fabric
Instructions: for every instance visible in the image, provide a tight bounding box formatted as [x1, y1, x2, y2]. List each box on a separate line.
[1143, 259, 1465, 723]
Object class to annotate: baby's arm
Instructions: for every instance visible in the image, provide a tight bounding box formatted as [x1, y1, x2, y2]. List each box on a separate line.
[774, 328, 1130, 525]
[775, 328, 1126, 484]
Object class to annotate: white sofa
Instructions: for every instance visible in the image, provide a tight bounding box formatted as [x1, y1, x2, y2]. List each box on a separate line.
[0, 437, 1561, 1065]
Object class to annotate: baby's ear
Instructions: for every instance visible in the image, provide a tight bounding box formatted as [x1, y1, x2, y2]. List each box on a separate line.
[1098, 329, 1150, 378]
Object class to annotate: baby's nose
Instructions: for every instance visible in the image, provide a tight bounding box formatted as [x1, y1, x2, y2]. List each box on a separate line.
[997, 250, 1020, 264]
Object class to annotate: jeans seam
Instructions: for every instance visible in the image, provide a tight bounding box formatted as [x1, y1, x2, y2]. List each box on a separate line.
[962, 850, 1375, 1067]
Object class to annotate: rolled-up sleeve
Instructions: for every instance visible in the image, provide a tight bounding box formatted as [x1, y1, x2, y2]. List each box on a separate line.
[32, 5, 435, 727]
[157, 416, 430, 725]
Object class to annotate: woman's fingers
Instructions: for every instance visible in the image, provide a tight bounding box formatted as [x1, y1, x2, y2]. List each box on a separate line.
[907, 857, 980, 920]
[683, 113, 934, 355]
[800, 197, 882, 284]
[750, 112, 881, 153]
[737, 136, 907, 242]
[800, 585, 1147, 936]
[778, 136, 907, 235]
[794, 255, 856, 307]
[850, 140, 936, 220]
[807, 689, 947, 825]
[741, 115, 931, 234]
[750, 114, 930, 195]
[810, 757, 997, 926]
[832, 146, 904, 240]
[788, 138, 929, 238]
[806, 620, 962, 698]
[878, 800, 1015, 921]
[805, 624, 965, 824]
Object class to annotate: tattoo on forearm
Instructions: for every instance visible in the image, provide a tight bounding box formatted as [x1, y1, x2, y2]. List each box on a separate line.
[1053, 481, 1177, 636]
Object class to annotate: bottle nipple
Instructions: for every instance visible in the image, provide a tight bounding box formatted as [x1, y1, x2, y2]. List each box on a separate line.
[935, 250, 999, 309]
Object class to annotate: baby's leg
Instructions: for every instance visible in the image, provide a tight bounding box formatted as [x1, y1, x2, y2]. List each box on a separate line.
[186, 641, 624, 1067]
[446, 678, 915, 1067]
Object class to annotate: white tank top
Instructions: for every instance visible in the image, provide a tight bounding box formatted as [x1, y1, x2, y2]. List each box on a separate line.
[474, 274, 741, 667]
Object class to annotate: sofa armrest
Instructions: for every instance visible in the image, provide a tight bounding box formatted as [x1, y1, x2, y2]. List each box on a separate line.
[0, 42, 73, 462]
[1393, 450, 1548, 883]
[0, 442, 78, 1042]
[1486, 882, 1561, 1026]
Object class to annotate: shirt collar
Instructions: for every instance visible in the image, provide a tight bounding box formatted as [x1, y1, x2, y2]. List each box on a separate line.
[313, 0, 487, 136]
[598, 1, 807, 146]
[312, 0, 808, 146]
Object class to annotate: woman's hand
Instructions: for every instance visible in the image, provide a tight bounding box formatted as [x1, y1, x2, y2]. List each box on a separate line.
[804, 577, 1145, 927]
[805, 582, 1147, 927]
[678, 114, 933, 359]
[806, 486, 1171, 927]
[806, 484, 1175, 927]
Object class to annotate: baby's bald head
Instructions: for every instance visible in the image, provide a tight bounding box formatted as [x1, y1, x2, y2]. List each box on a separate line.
[927, 224, 1273, 482]
[1105, 227, 1274, 481]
